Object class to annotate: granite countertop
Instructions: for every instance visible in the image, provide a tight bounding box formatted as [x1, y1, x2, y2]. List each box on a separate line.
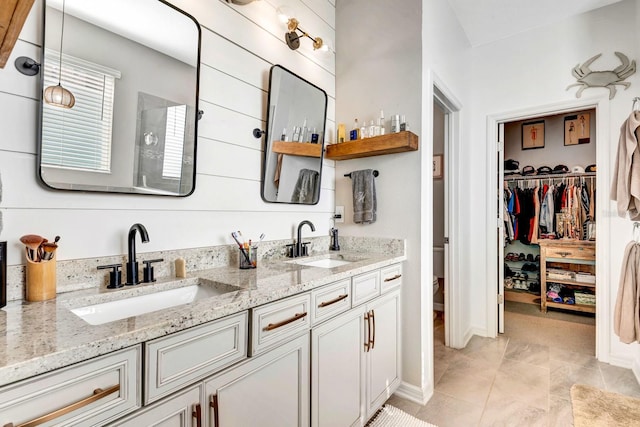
[0, 251, 405, 388]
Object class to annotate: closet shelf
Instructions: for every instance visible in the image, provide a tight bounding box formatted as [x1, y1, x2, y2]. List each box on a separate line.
[271, 141, 322, 158]
[325, 131, 418, 160]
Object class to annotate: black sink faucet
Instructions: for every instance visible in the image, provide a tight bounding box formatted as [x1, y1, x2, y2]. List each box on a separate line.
[125, 223, 149, 285]
[296, 220, 315, 257]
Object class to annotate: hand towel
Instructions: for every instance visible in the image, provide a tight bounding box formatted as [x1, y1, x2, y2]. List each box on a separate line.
[611, 111, 640, 220]
[291, 168, 319, 203]
[351, 169, 377, 224]
[614, 241, 640, 344]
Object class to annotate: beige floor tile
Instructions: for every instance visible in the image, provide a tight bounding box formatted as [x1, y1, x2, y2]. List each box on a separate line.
[549, 359, 605, 400]
[385, 394, 423, 416]
[490, 359, 550, 410]
[599, 363, 640, 398]
[416, 391, 484, 427]
[479, 392, 547, 427]
[504, 339, 550, 369]
[548, 396, 574, 427]
[446, 351, 501, 381]
[435, 369, 494, 406]
[548, 347, 598, 370]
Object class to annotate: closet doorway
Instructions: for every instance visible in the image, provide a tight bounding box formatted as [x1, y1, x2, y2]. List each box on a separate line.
[487, 97, 610, 360]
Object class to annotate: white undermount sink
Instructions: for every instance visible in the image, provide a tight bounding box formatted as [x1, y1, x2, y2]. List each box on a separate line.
[70, 282, 237, 325]
[290, 255, 354, 268]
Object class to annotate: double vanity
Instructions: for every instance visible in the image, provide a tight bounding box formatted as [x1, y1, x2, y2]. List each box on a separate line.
[0, 239, 405, 426]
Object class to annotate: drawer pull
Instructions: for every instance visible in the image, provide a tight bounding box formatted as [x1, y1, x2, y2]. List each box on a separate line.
[558, 252, 571, 257]
[384, 274, 402, 282]
[193, 403, 202, 427]
[318, 294, 348, 308]
[370, 309, 376, 349]
[210, 395, 220, 426]
[5, 384, 120, 427]
[264, 312, 308, 331]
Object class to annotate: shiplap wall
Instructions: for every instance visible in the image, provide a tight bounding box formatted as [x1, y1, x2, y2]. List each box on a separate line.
[0, 0, 336, 265]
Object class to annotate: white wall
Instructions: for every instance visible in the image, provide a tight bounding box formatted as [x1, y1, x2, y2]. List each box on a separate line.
[464, 0, 640, 365]
[335, 0, 470, 402]
[0, 0, 335, 265]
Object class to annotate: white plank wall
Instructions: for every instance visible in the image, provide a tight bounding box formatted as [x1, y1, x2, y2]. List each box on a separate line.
[0, 0, 336, 264]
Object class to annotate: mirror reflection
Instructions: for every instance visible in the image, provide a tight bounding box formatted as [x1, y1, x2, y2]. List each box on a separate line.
[261, 65, 328, 204]
[40, 0, 200, 196]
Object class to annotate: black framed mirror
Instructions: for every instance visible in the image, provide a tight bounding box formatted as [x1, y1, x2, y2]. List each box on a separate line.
[39, 0, 201, 196]
[261, 65, 328, 204]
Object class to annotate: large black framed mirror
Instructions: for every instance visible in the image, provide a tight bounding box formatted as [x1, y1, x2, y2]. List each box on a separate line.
[39, 0, 201, 196]
[261, 65, 328, 204]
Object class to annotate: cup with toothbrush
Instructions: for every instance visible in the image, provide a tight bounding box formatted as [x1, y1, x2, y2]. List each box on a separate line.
[232, 231, 257, 269]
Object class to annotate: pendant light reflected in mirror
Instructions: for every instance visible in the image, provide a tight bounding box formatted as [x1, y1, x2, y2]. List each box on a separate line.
[44, 0, 75, 109]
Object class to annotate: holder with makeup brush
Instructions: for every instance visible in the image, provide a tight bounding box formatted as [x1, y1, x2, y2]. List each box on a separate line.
[26, 254, 57, 302]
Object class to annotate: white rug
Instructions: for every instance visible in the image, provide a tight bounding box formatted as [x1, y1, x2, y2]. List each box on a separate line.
[367, 405, 437, 427]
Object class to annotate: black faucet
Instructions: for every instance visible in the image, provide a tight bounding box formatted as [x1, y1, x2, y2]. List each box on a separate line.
[125, 223, 149, 285]
[295, 220, 315, 257]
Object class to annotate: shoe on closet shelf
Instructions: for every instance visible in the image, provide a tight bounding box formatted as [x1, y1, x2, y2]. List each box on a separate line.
[504, 278, 514, 289]
[518, 253, 526, 261]
[526, 253, 534, 262]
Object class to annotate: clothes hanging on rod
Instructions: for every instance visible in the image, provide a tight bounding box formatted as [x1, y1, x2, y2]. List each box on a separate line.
[611, 108, 640, 220]
[504, 175, 596, 244]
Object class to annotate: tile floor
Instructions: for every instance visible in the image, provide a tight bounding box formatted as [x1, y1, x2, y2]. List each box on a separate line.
[386, 312, 640, 426]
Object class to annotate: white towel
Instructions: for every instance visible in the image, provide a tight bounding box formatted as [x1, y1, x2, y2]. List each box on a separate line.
[351, 169, 377, 224]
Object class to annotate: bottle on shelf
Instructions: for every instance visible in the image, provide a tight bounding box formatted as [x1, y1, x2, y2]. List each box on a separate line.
[379, 110, 386, 135]
[350, 119, 360, 140]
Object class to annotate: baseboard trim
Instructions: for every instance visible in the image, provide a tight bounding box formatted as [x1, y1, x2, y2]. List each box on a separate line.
[632, 357, 640, 387]
[394, 381, 431, 405]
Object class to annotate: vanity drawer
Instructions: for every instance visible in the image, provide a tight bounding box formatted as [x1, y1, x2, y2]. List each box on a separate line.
[311, 278, 352, 325]
[352, 270, 381, 306]
[381, 263, 403, 293]
[544, 245, 595, 261]
[250, 292, 311, 356]
[0, 346, 140, 426]
[145, 311, 248, 404]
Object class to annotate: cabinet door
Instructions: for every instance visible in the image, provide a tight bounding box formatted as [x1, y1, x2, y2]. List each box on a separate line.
[110, 383, 203, 427]
[206, 334, 309, 427]
[311, 305, 366, 427]
[365, 290, 401, 418]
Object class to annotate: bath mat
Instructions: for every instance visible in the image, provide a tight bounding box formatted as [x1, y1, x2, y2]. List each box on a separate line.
[366, 405, 437, 427]
[571, 384, 640, 426]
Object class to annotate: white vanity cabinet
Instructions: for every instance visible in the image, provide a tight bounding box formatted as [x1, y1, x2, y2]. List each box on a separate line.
[311, 264, 402, 426]
[110, 383, 204, 427]
[0, 346, 141, 427]
[205, 334, 310, 427]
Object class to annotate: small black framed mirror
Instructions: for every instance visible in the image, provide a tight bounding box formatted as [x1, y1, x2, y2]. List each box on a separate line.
[261, 65, 328, 204]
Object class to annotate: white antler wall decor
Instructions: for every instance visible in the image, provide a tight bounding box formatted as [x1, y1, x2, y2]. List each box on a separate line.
[566, 52, 636, 100]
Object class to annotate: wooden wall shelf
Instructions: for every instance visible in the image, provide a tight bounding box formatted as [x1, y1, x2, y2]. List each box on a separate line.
[271, 141, 322, 158]
[325, 131, 418, 161]
[0, 0, 35, 68]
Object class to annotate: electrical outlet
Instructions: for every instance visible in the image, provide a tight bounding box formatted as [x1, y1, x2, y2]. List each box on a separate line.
[335, 206, 344, 223]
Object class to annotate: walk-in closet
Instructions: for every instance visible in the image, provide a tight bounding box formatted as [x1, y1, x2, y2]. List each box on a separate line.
[501, 108, 596, 353]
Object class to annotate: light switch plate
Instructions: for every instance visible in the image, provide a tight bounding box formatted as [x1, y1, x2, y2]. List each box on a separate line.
[335, 206, 344, 223]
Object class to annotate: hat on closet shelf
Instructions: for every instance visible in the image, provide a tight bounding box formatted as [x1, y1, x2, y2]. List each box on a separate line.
[537, 166, 553, 175]
[585, 164, 596, 172]
[552, 164, 569, 174]
[522, 165, 536, 175]
[571, 165, 585, 174]
[504, 159, 519, 170]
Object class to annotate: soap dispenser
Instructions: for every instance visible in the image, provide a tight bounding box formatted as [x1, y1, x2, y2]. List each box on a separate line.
[330, 228, 340, 251]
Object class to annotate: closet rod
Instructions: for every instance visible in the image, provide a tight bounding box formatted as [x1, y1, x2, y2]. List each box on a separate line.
[504, 172, 595, 182]
[344, 170, 379, 178]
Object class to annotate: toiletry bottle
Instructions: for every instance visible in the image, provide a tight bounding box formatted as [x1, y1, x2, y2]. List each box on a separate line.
[300, 119, 307, 142]
[400, 115, 407, 131]
[369, 120, 377, 137]
[292, 126, 301, 142]
[350, 119, 360, 140]
[338, 123, 346, 143]
[379, 110, 386, 135]
[360, 121, 368, 139]
[281, 128, 287, 141]
[311, 128, 319, 144]
[391, 115, 400, 133]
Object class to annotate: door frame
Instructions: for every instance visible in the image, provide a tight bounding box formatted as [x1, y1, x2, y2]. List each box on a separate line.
[485, 95, 610, 361]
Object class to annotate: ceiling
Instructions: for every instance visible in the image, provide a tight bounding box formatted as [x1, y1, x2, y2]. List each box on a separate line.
[447, 0, 625, 46]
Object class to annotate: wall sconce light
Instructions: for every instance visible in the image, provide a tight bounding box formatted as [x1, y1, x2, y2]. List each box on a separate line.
[283, 17, 325, 51]
[14, 56, 40, 76]
[43, 0, 75, 109]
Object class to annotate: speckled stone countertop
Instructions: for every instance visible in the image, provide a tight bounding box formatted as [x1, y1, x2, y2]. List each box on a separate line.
[0, 247, 405, 388]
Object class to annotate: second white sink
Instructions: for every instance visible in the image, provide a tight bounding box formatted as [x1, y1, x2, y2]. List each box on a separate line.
[71, 282, 237, 325]
[296, 258, 353, 268]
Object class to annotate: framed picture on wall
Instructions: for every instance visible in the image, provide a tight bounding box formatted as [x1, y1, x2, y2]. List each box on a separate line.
[564, 113, 590, 145]
[522, 120, 545, 150]
[433, 155, 443, 179]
